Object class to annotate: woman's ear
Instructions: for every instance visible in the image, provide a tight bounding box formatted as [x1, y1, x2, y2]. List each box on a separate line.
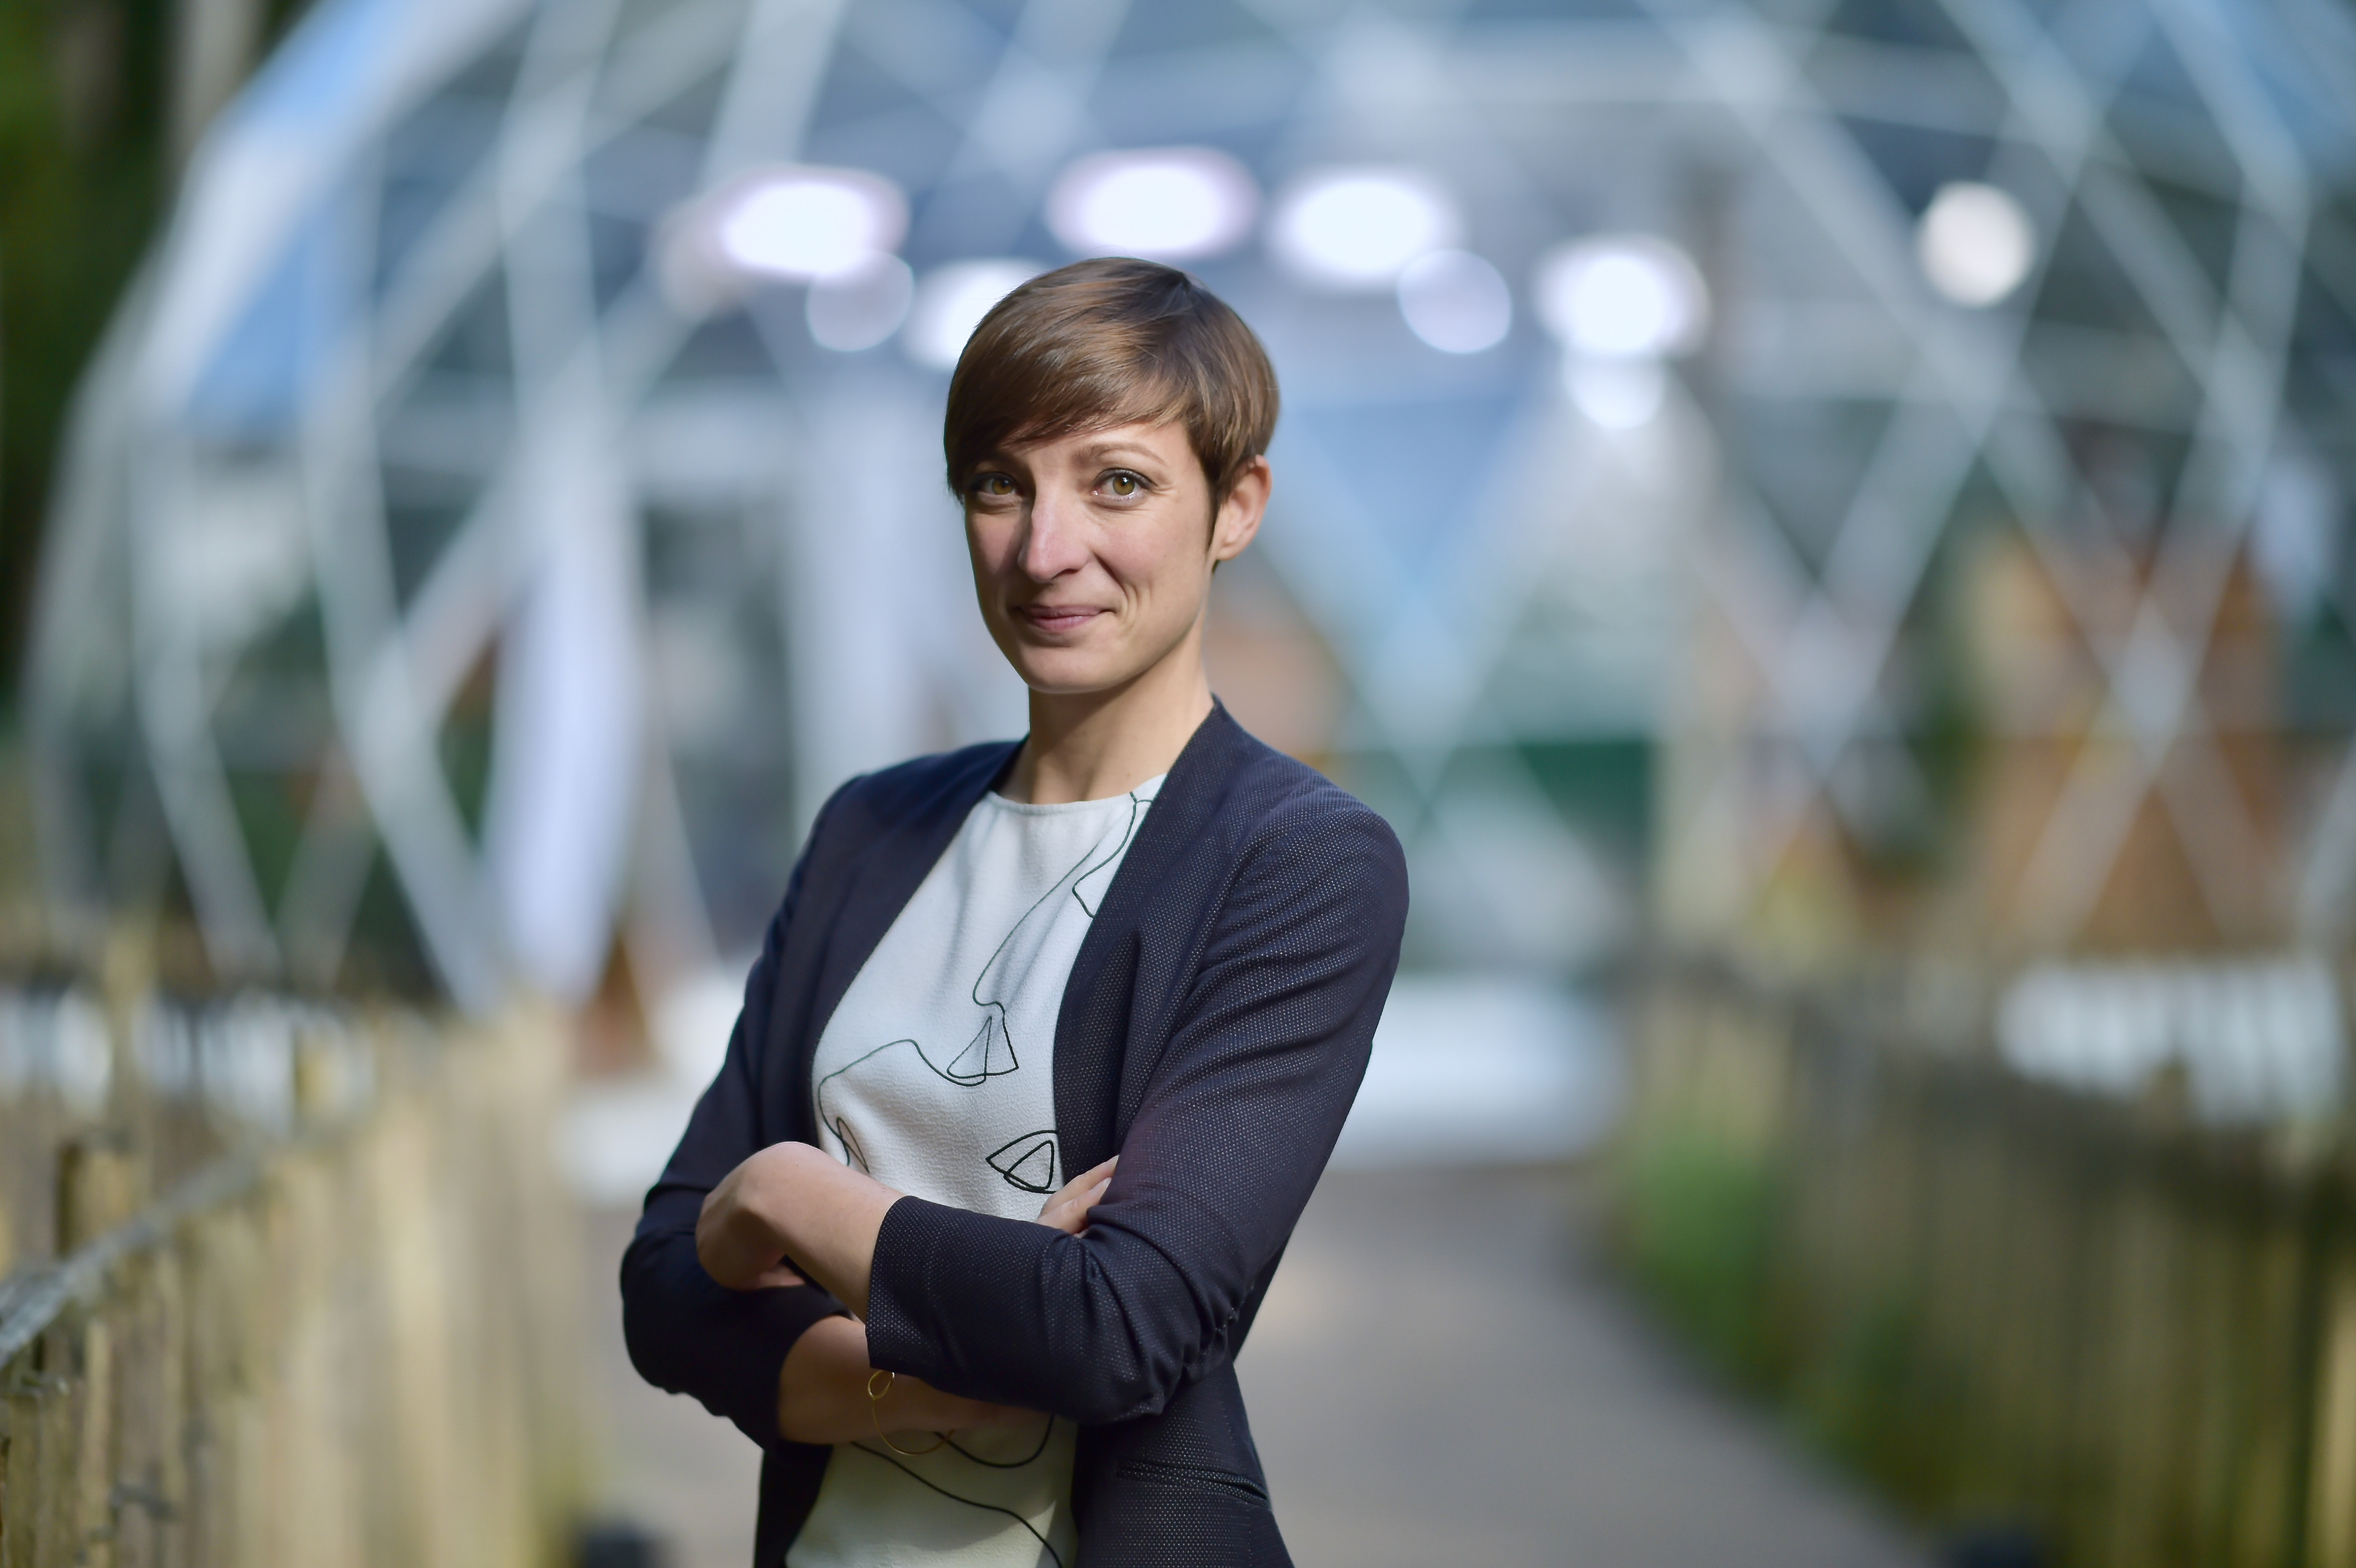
[1211, 456, 1272, 565]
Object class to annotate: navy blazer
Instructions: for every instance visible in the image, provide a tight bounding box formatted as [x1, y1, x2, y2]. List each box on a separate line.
[621, 703, 1409, 1566]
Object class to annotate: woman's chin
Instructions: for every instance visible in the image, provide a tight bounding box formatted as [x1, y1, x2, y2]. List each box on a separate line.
[1018, 669, 1129, 699]
[1011, 649, 1144, 698]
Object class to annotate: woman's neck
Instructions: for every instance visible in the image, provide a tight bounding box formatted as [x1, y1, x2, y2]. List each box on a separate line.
[1006, 632, 1213, 805]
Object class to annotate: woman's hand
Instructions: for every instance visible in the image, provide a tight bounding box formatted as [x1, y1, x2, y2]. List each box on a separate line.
[697, 1144, 820, 1290]
[1036, 1156, 1116, 1235]
[697, 1145, 805, 1290]
[696, 1142, 904, 1315]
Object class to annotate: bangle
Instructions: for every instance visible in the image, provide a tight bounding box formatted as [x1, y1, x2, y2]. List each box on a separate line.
[866, 1369, 946, 1457]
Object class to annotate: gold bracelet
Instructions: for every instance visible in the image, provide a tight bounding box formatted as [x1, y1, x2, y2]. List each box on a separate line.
[866, 1368, 946, 1457]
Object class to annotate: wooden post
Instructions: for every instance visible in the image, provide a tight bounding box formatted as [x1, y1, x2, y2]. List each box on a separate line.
[70, 1320, 109, 1568]
[2306, 1254, 2356, 1567]
[54, 1136, 143, 1256]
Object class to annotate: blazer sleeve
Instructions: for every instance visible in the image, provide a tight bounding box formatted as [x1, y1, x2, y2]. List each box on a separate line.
[619, 790, 852, 1450]
[861, 801, 1408, 1426]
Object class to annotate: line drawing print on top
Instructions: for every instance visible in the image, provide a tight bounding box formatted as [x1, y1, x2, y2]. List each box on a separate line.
[845, 1441, 1067, 1568]
[813, 780, 1160, 1197]
[801, 781, 1159, 1541]
[987, 1129, 1061, 1194]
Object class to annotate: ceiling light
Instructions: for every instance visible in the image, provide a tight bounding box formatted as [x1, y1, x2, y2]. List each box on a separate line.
[712, 166, 907, 281]
[904, 259, 1045, 370]
[1269, 168, 1459, 290]
[1396, 250, 1512, 353]
[1918, 181, 2035, 307]
[1047, 147, 1259, 260]
[1536, 235, 1709, 359]
[807, 252, 914, 351]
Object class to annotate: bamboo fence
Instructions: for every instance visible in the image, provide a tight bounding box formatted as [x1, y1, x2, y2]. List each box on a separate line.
[1615, 961, 2356, 1568]
[0, 986, 590, 1568]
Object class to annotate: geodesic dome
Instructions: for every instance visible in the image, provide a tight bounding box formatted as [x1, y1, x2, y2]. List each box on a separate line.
[26, 0, 2356, 1016]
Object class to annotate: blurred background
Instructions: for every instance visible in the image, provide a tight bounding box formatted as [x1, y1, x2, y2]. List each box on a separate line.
[3, 0, 2356, 1564]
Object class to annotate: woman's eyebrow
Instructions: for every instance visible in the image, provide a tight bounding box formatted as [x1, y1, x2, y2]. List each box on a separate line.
[1074, 441, 1165, 466]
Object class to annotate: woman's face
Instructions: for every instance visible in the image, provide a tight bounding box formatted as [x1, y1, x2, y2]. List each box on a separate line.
[963, 420, 1268, 697]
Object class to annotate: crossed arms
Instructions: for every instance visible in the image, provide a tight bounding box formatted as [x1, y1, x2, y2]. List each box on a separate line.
[695, 1147, 1113, 1443]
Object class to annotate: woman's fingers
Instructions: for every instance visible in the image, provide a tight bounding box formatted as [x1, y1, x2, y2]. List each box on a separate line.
[1034, 1156, 1118, 1233]
[696, 1146, 816, 1289]
[1038, 1185, 1110, 1236]
[1034, 1157, 1116, 1218]
[706, 1247, 800, 1291]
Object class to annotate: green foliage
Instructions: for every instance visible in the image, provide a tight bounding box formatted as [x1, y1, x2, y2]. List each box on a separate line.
[2283, 601, 2356, 731]
[1617, 1131, 1787, 1382]
[0, 0, 311, 690]
[1787, 1288, 1968, 1512]
[1616, 1129, 1963, 1513]
[0, 0, 172, 686]
[339, 845, 436, 995]
[1519, 738, 1651, 859]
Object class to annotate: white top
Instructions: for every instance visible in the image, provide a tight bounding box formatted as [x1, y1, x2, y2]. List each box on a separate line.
[788, 775, 1164, 1568]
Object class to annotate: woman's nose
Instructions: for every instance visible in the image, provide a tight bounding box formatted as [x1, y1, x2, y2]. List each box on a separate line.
[1019, 491, 1088, 582]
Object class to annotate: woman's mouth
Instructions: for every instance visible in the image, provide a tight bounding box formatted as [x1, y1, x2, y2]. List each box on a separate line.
[1016, 603, 1104, 634]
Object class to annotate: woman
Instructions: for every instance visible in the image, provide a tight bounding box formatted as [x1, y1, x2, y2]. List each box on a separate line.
[622, 257, 1409, 1568]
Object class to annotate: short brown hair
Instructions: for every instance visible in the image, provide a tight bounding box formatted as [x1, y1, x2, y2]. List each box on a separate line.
[943, 258, 1279, 498]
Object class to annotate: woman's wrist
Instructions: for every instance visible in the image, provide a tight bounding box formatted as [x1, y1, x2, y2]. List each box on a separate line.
[776, 1316, 1023, 1443]
[876, 1372, 1034, 1435]
[873, 1372, 959, 1435]
[742, 1141, 824, 1240]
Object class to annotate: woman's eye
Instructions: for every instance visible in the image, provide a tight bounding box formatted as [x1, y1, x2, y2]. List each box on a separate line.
[1102, 471, 1142, 498]
[972, 473, 1016, 498]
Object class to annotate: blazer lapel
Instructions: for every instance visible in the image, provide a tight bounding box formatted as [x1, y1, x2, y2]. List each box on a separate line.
[786, 741, 1019, 1141]
[1053, 703, 1249, 1171]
